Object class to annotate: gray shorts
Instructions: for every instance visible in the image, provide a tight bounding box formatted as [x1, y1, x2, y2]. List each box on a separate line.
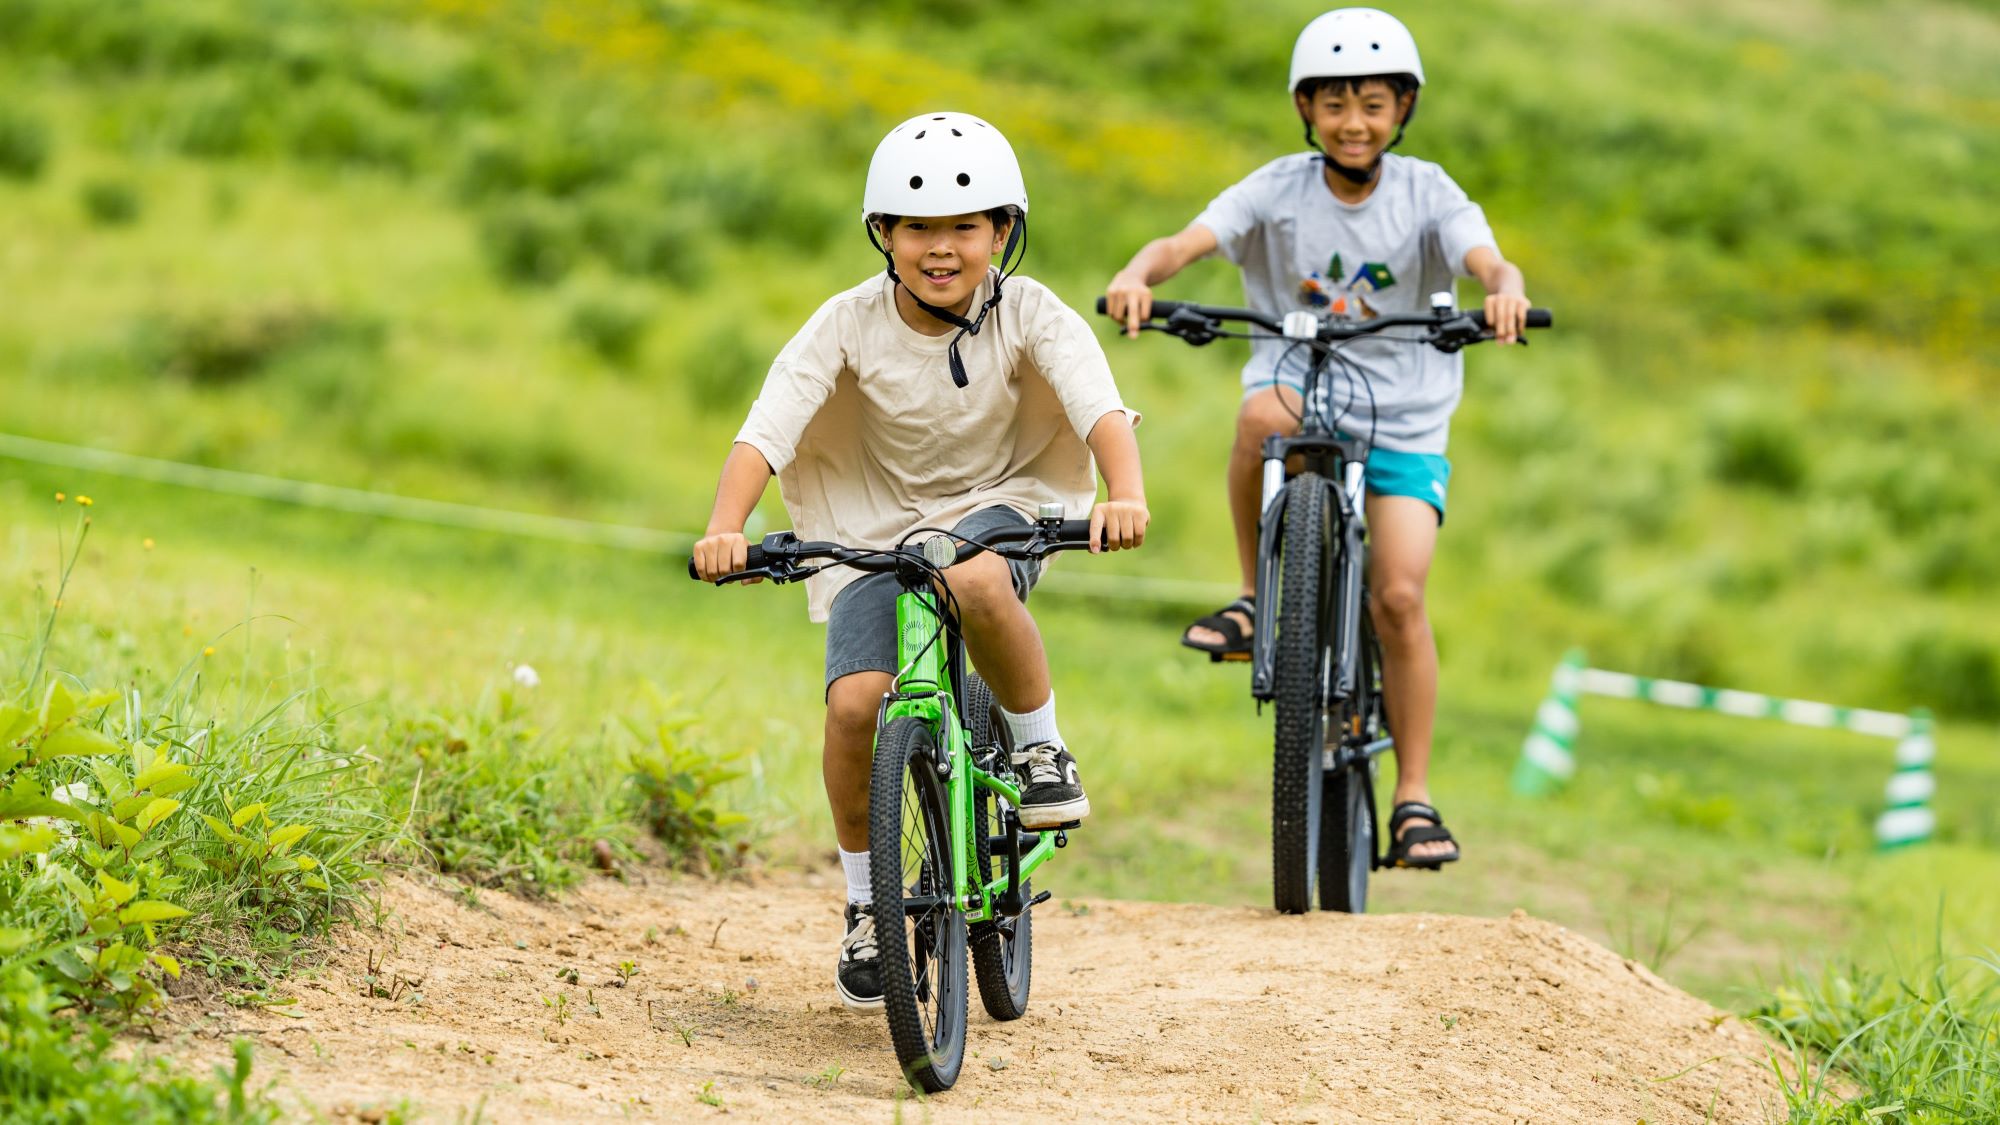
[824, 505, 1041, 691]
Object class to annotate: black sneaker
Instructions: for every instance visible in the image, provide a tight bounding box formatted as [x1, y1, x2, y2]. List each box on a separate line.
[835, 903, 883, 1012]
[1013, 741, 1089, 828]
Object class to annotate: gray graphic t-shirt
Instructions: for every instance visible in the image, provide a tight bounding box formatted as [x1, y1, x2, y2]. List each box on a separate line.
[1194, 152, 1497, 454]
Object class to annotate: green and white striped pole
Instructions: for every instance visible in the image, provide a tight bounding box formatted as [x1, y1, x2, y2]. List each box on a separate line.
[1512, 649, 1585, 796]
[1515, 653, 1936, 847]
[1875, 709, 1936, 849]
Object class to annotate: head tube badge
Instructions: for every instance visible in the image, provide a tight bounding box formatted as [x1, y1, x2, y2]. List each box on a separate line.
[1282, 311, 1319, 340]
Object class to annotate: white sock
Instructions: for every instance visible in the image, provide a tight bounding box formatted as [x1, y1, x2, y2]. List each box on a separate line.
[1000, 692, 1062, 749]
[839, 847, 872, 905]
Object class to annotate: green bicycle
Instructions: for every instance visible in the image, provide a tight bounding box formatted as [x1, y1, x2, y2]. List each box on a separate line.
[689, 505, 1097, 1092]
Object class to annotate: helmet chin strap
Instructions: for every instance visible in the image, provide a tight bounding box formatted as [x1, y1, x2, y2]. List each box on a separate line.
[866, 216, 1026, 388]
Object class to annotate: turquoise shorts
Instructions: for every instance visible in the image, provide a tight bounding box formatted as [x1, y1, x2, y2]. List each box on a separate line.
[1355, 441, 1451, 523]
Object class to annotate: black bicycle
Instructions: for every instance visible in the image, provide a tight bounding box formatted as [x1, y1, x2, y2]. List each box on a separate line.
[1099, 292, 1551, 914]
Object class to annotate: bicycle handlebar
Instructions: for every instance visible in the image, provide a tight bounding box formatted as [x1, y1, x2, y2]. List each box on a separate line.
[687, 517, 1101, 585]
[1093, 296, 1552, 340]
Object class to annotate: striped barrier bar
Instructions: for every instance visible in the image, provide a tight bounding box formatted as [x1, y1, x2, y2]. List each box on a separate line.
[1514, 653, 1935, 848]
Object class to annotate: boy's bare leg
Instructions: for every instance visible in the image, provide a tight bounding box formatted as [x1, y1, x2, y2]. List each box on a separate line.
[822, 553, 1050, 854]
[944, 551, 1050, 712]
[1365, 493, 1453, 861]
[1185, 385, 1305, 648]
[824, 671, 894, 853]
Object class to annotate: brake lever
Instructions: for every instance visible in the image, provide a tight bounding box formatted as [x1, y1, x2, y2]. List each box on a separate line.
[718, 561, 819, 586]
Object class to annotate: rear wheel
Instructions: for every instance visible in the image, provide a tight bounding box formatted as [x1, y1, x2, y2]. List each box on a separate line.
[964, 672, 1033, 1021]
[1321, 615, 1386, 913]
[869, 716, 967, 1092]
[1271, 474, 1332, 915]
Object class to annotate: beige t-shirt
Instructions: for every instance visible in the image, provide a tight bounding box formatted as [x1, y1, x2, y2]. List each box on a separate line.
[735, 271, 1136, 622]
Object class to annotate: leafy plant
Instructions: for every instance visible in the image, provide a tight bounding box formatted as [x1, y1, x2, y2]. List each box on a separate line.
[621, 700, 746, 870]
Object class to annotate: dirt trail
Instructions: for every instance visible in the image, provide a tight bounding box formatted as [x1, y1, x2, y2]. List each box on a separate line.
[173, 870, 1787, 1123]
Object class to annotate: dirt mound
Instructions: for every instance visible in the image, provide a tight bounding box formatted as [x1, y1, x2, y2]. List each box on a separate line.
[169, 870, 1785, 1122]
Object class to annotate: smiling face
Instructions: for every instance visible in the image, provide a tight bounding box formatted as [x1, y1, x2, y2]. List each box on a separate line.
[879, 211, 1011, 324]
[1295, 77, 1414, 173]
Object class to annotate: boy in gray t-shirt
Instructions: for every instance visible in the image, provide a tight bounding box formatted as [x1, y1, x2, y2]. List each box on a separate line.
[1104, 7, 1533, 868]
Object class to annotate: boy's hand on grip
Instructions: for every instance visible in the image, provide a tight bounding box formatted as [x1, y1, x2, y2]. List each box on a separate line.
[1483, 292, 1532, 345]
[1089, 499, 1150, 553]
[1103, 271, 1154, 339]
[693, 531, 757, 583]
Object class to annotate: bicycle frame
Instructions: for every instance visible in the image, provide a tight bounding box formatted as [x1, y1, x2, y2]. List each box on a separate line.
[1247, 362, 1375, 714]
[876, 579, 1057, 926]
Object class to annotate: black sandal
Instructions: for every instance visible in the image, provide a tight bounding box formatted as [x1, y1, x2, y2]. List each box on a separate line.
[1181, 596, 1255, 660]
[1388, 802, 1461, 869]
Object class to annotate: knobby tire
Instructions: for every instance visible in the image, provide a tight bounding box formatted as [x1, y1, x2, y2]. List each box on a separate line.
[1271, 474, 1331, 915]
[869, 716, 968, 1092]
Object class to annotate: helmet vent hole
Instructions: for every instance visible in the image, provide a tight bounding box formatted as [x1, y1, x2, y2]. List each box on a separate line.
[1332, 44, 1342, 52]
[956, 173, 971, 186]
[951, 128, 962, 136]
[914, 130, 926, 140]
[933, 115, 947, 120]
[909, 175, 923, 189]
[1370, 41, 1381, 50]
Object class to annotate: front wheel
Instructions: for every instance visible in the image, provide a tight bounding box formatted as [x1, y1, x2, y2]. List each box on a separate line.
[869, 716, 968, 1092]
[1271, 474, 1332, 915]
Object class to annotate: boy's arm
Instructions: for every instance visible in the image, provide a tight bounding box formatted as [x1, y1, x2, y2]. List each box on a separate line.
[1463, 245, 1531, 345]
[1083, 412, 1148, 553]
[1104, 223, 1221, 339]
[692, 443, 775, 580]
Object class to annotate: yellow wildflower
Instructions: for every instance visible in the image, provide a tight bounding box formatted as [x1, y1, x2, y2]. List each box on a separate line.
[203, 646, 216, 657]
[143, 538, 155, 550]
[76, 496, 92, 507]
[54, 492, 65, 502]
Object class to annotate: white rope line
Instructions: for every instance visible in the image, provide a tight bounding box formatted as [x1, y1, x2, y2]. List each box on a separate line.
[0, 432, 1237, 607]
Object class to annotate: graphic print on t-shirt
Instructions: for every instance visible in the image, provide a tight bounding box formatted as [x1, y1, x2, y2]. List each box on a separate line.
[1296, 251, 1398, 319]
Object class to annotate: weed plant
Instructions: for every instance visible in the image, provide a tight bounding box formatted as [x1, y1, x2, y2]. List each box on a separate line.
[1758, 946, 2000, 1122]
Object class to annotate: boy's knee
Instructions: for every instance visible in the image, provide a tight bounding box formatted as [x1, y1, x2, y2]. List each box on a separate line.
[944, 554, 1016, 616]
[1236, 395, 1298, 449]
[826, 674, 889, 738]
[1371, 581, 1427, 629]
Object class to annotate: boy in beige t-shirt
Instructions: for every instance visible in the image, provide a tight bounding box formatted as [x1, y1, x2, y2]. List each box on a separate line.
[691, 113, 1147, 1012]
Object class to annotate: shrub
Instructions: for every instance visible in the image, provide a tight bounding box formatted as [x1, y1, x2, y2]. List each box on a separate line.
[681, 321, 766, 415]
[621, 703, 746, 871]
[0, 106, 50, 179]
[0, 970, 276, 1123]
[282, 80, 417, 172]
[564, 283, 653, 368]
[1706, 409, 1807, 492]
[580, 191, 708, 287]
[478, 198, 579, 285]
[1897, 630, 2000, 721]
[79, 177, 142, 225]
[133, 304, 380, 385]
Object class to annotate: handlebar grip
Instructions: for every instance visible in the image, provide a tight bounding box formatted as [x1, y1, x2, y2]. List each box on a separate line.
[686, 543, 772, 581]
[1094, 296, 1191, 322]
[1467, 308, 1553, 330]
[1056, 519, 1096, 543]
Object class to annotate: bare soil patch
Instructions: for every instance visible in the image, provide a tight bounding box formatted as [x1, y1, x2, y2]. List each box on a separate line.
[170, 869, 1786, 1122]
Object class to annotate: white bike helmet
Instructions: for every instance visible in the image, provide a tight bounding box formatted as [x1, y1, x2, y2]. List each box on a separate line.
[1288, 7, 1425, 93]
[861, 111, 1029, 221]
[860, 112, 1030, 389]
